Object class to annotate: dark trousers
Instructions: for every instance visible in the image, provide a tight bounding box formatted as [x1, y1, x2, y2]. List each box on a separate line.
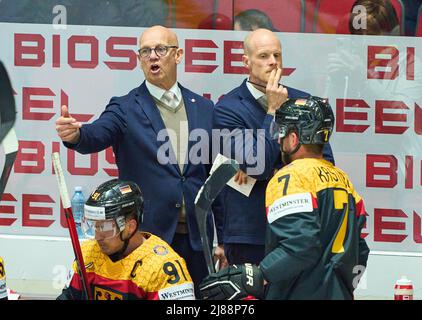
[225, 243, 265, 266]
[171, 233, 208, 299]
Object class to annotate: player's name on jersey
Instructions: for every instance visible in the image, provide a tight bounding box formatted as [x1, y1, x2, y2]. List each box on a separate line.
[313, 165, 351, 188]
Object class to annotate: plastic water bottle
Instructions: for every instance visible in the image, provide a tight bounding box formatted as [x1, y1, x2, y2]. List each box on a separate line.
[71, 186, 85, 239]
[394, 276, 413, 300]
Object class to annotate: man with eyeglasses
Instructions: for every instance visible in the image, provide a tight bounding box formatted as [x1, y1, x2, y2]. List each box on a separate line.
[57, 179, 195, 300]
[213, 28, 334, 268]
[55, 25, 225, 297]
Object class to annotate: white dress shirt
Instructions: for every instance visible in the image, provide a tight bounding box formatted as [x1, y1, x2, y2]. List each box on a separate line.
[146, 80, 182, 109]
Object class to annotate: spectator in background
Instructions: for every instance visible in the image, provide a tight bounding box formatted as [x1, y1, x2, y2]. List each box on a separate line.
[328, 0, 403, 97]
[234, 9, 277, 31]
[348, 0, 400, 35]
[325, 0, 422, 204]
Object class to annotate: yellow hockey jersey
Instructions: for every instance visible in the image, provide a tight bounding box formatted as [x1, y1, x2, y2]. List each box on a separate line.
[261, 158, 370, 299]
[0, 257, 7, 300]
[58, 233, 195, 300]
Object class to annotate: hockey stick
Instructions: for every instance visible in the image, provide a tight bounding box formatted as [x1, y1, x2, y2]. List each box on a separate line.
[52, 152, 92, 300]
[0, 61, 15, 144]
[195, 159, 239, 274]
[0, 61, 18, 201]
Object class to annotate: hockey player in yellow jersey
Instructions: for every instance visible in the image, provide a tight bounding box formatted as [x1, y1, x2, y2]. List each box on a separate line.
[0, 257, 7, 300]
[199, 96, 369, 300]
[57, 179, 194, 300]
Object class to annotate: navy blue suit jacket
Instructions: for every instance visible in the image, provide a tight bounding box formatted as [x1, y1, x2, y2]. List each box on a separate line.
[213, 79, 334, 245]
[65, 81, 222, 251]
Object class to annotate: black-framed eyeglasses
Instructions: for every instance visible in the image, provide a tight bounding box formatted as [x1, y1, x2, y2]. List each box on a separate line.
[138, 45, 178, 59]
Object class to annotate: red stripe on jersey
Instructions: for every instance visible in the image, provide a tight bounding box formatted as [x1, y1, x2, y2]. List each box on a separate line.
[70, 273, 82, 290]
[356, 199, 369, 239]
[312, 196, 318, 208]
[91, 273, 147, 298]
[147, 292, 159, 300]
[356, 199, 366, 216]
[70, 271, 148, 299]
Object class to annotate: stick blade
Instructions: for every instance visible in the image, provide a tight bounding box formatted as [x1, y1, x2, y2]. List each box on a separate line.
[195, 159, 239, 210]
[195, 159, 239, 274]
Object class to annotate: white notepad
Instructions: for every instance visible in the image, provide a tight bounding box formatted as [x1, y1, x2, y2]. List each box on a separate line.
[210, 153, 256, 197]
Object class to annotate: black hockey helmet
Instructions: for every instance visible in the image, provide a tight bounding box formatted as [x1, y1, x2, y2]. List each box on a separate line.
[274, 96, 334, 144]
[82, 179, 143, 239]
[84, 179, 143, 222]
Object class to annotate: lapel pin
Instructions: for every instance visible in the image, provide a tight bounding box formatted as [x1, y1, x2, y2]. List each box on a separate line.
[190, 98, 196, 103]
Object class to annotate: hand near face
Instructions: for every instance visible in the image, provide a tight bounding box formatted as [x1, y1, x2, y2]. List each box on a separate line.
[266, 68, 288, 114]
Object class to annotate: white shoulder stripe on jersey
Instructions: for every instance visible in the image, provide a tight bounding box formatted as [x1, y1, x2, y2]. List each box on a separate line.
[267, 192, 313, 224]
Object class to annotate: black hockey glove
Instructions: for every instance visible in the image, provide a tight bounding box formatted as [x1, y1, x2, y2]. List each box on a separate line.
[199, 263, 264, 300]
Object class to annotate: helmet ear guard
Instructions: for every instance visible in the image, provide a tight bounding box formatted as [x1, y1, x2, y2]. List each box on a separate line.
[115, 215, 127, 232]
[274, 96, 334, 145]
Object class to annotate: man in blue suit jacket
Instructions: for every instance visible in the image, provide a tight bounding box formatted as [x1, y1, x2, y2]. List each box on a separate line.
[55, 26, 224, 297]
[213, 28, 334, 266]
